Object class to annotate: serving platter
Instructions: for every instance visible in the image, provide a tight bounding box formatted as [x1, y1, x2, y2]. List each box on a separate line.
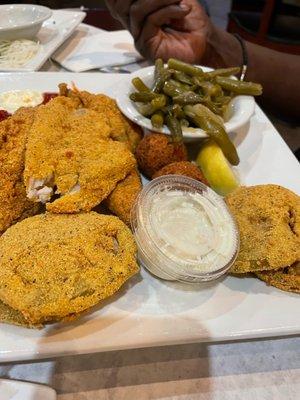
[0, 72, 299, 363]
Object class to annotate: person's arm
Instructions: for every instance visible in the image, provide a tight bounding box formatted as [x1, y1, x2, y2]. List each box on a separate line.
[105, 0, 300, 120]
[203, 26, 300, 120]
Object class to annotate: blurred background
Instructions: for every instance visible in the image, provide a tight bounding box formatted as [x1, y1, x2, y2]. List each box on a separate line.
[3, 1, 299, 53]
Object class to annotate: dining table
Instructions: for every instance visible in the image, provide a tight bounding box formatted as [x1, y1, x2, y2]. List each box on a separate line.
[0, 18, 299, 400]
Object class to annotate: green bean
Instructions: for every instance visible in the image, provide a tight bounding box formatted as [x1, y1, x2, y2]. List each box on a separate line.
[132, 77, 151, 92]
[172, 104, 185, 119]
[203, 100, 223, 116]
[204, 67, 241, 79]
[173, 91, 205, 105]
[222, 103, 233, 122]
[184, 104, 224, 126]
[192, 76, 205, 86]
[151, 112, 164, 129]
[130, 92, 158, 102]
[161, 104, 184, 118]
[163, 81, 185, 97]
[151, 95, 167, 109]
[215, 77, 263, 96]
[168, 58, 204, 77]
[213, 95, 232, 106]
[165, 114, 183, 143]
[154, 59, 164, 80]
[153, 59, 171, 93]
[180, 118, 190, 128]
[197, 81, 222, 97]
[184, 105, 239, 165]
[172, 71, 194, 85]
[136, 103, 156, 117]
[168, 79, 191, 92]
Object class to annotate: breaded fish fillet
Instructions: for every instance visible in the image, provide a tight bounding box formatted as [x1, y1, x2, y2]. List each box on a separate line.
[0, 213, 139, 326]
[105, 169, 142, 226]
[0, 108, 40, 235]
[59, 85, 143, 153]
[256, 263, 300, 294]
[24, 97, 136, 213]
[226, 185, 300, 274]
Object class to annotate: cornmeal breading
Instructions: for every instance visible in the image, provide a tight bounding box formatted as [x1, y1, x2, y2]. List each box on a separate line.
[58, 86, 143, 152]
[256, 263, 300, 294]
[24, 97, 136, 213]
[226, 185, 300, 274]
[0, 108, 40, 235]
[0, 213, 139, 326]
[105, 169, 142, 226]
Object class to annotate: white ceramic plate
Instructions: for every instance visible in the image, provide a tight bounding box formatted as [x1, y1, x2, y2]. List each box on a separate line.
[0, 10, 86, 72]
[0, 72, 299, 363]
[117, 66, 256, 141]
[0, 379, 56, 400]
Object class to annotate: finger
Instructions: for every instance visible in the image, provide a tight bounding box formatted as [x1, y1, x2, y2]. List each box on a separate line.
[130, 0, 181, 38]
[135, 5, 190, 58]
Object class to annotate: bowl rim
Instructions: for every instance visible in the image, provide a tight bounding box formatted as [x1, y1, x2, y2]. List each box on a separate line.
[116, 65, 256, 140]
[0, 4, 52, 32]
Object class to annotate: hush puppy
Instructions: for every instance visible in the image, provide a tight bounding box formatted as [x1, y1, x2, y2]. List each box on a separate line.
[153, 161, 208, 185]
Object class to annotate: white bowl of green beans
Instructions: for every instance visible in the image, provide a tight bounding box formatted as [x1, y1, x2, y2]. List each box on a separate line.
[117, 59, 261, 145]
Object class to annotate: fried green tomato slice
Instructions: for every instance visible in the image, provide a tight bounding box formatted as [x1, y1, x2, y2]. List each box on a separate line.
[226, 185, 300, 274]
[0, 299, 42, 329]
[256, 263, 300, 294]
[0, 213, 139, 325]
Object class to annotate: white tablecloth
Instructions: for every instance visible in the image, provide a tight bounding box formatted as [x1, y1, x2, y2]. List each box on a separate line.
[1, 337, 299, 399]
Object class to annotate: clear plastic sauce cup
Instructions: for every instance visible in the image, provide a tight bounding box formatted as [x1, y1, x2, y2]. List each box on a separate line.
[131, 175, 240, 283]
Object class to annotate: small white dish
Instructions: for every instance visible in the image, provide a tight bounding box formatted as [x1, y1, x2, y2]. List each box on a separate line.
[0, 379, 56, 400]
[0, 4, 52, 40]
[117, 66, 255, 141]
[0, 10, 86, 72]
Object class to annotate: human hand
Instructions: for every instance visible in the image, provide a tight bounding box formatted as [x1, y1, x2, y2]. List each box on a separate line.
[105, 0, 212, 64]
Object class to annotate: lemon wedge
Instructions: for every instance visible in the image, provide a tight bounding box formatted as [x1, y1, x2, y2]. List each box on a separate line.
[196, 140, 239, 196]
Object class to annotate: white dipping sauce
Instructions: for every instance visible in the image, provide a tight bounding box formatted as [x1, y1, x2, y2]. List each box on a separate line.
[149, 190, 237, 273]
[0, 90, 43, 113]
[131, 176, 239, 282]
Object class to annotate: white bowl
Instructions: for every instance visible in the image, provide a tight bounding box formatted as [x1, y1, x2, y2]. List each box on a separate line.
[0, 4, 52, 40]
[117, 66, 255, 141]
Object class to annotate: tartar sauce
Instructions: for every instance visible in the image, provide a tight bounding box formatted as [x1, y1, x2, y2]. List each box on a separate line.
[0, 90, 43, 114]
[131, 175, 239, 283]
[149, 190, 236, 271]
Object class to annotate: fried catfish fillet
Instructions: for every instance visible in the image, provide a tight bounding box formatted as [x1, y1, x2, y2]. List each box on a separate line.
[0, 213, 139, 326]
[0, 108, 40, 235]
[105, 169, 142, 226]
[59, 85, 143, 153]
[256, 263, 300, 294]
[24, 97, 136, 213]
[226, 185, 300, 274]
